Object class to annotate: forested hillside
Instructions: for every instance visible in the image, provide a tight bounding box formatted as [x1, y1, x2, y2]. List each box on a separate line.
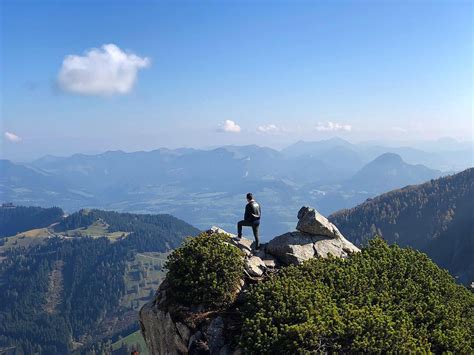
[0, 206, 199, 354]
[330, 168, 474, 284]
[0, 205, 64, 237]
[55, 209, 198, 251]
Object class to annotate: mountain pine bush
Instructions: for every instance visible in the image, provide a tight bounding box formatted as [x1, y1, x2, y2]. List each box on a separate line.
[240, 237, 474, 353]
[165, 232, 244, 308]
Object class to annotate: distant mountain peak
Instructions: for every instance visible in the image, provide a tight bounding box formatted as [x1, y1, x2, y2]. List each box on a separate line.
[371, 152, 404, 164]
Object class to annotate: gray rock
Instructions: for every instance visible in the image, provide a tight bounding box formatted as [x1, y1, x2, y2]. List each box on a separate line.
[208, 226, 236, 238]
[296, 206, 343, 238]
[207, 316, 225, 355]
[208, 226, 253, 256]
[314, 237, 359, 258]
[263, 258, 277, 268]
[266, 231, 360, 266]
[229, 237, 253, 256]
[188, 331, 203, 350]
[244, 256, 266, 277]
[139, 300, 190, 355]
[266, 231, 316, 265]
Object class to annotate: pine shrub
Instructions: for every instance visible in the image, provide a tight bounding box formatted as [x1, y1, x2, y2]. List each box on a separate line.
[240, 237, 474, 353]
[165, 232, 244, 309]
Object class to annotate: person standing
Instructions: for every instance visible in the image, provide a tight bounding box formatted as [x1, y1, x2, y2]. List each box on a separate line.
[237, 193, 262, 249]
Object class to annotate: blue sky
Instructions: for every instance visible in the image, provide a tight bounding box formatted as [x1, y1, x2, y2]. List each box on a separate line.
[1, 0, 472, 161]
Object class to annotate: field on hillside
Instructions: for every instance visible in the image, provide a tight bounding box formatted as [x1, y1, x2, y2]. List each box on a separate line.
[122, 252, 169, 310]
[111, 330, 148, 354]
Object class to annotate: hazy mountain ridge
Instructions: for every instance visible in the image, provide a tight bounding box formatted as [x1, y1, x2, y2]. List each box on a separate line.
[345, 152, 443, 192]
[330, 168, 474, 284]
[1, 140, 452, 238]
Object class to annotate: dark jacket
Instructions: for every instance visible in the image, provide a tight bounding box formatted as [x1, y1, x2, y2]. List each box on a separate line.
[244, 200, 261, 222]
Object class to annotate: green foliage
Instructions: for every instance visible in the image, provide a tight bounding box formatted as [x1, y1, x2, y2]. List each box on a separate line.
[165, 233, 244, 308]
[240, 237, 474, 353]
[56, 209, 200, 252]
[0, 205, 64, 237]
[0, 208, 199, 353]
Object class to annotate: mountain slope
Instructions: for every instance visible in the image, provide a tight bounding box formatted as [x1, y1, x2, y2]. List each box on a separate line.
[0, 206, 199, 354]
[0, 205, 64, 237]
[345, 153, 443, 192]
[330, 168, 474, 284]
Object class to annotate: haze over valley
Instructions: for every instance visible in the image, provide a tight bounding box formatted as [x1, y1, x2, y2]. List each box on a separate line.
[2, 137, 471, 239]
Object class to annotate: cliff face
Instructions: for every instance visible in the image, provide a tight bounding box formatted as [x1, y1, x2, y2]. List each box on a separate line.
[139, 207, 359, 355]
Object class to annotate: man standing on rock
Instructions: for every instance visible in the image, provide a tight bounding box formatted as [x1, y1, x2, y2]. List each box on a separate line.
[237, 193, 262, 249]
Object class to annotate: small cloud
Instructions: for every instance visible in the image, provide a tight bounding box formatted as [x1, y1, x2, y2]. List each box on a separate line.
[4, 131, 22, 143]
[315, 121, 352, 132]
[257, 124, 282, 134]
[217, 120, 241, 133]
[57, 43, 150, 96]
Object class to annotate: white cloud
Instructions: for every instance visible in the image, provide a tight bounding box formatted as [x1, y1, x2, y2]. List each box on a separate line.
[257, 124, 282, 134]
[217, 120, 241, 133]
[315, 121, 352, 132]
[57, 44, 150, 96]
[4, 131, 22, 143]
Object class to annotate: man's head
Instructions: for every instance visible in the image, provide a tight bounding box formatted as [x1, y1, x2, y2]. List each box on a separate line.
[246, 192, 253, 201]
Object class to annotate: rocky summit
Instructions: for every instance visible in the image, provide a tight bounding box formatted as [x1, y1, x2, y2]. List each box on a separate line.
[139, 207, 359, 355]
[296, 206, 344, 238]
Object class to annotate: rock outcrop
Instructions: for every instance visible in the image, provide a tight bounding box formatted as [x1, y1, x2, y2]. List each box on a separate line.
[266, 207, 359, 265]
[139, 207, 359, 355]
[296, 206, 344, 238]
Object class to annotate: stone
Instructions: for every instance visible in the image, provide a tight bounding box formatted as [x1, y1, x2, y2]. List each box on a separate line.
[207, 226, 236, 237]
[188, 330, 203, 349]
[229, 237, 253, 256]
[265, 231, 317, 265]
[296, 206, 343, 238]
[263, 258, 277, 268]
[244, 256, 266, 277]
[266, 231, 360, 265]
[207, 316, 225, 354]
[208, 226, 253, 256]
[139, 301, 190, 355]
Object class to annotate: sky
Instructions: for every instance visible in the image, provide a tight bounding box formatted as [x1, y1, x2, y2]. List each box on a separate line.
[1, 0, 472, 161]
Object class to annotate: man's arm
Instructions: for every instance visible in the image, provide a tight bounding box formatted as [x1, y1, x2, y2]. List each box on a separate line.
[244, 203, 252, 221]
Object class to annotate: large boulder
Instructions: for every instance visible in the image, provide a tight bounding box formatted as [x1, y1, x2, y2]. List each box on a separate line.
[296, 206, 344, 238]
[266, 231, 359, 265]
[265, 232, 317, 265]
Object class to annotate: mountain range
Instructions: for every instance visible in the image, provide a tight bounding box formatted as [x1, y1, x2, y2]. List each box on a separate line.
[1, 167, 473, 353]
[1, 138, 470, 238]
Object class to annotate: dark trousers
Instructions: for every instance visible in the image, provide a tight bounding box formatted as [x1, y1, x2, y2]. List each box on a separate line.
[237, 220, 260, 247]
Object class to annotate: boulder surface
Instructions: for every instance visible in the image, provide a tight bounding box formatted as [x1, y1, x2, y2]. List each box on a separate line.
[296, 206, 344, 238]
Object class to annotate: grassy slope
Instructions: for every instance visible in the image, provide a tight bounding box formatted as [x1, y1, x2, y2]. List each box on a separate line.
[111, 330, 148, 354]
